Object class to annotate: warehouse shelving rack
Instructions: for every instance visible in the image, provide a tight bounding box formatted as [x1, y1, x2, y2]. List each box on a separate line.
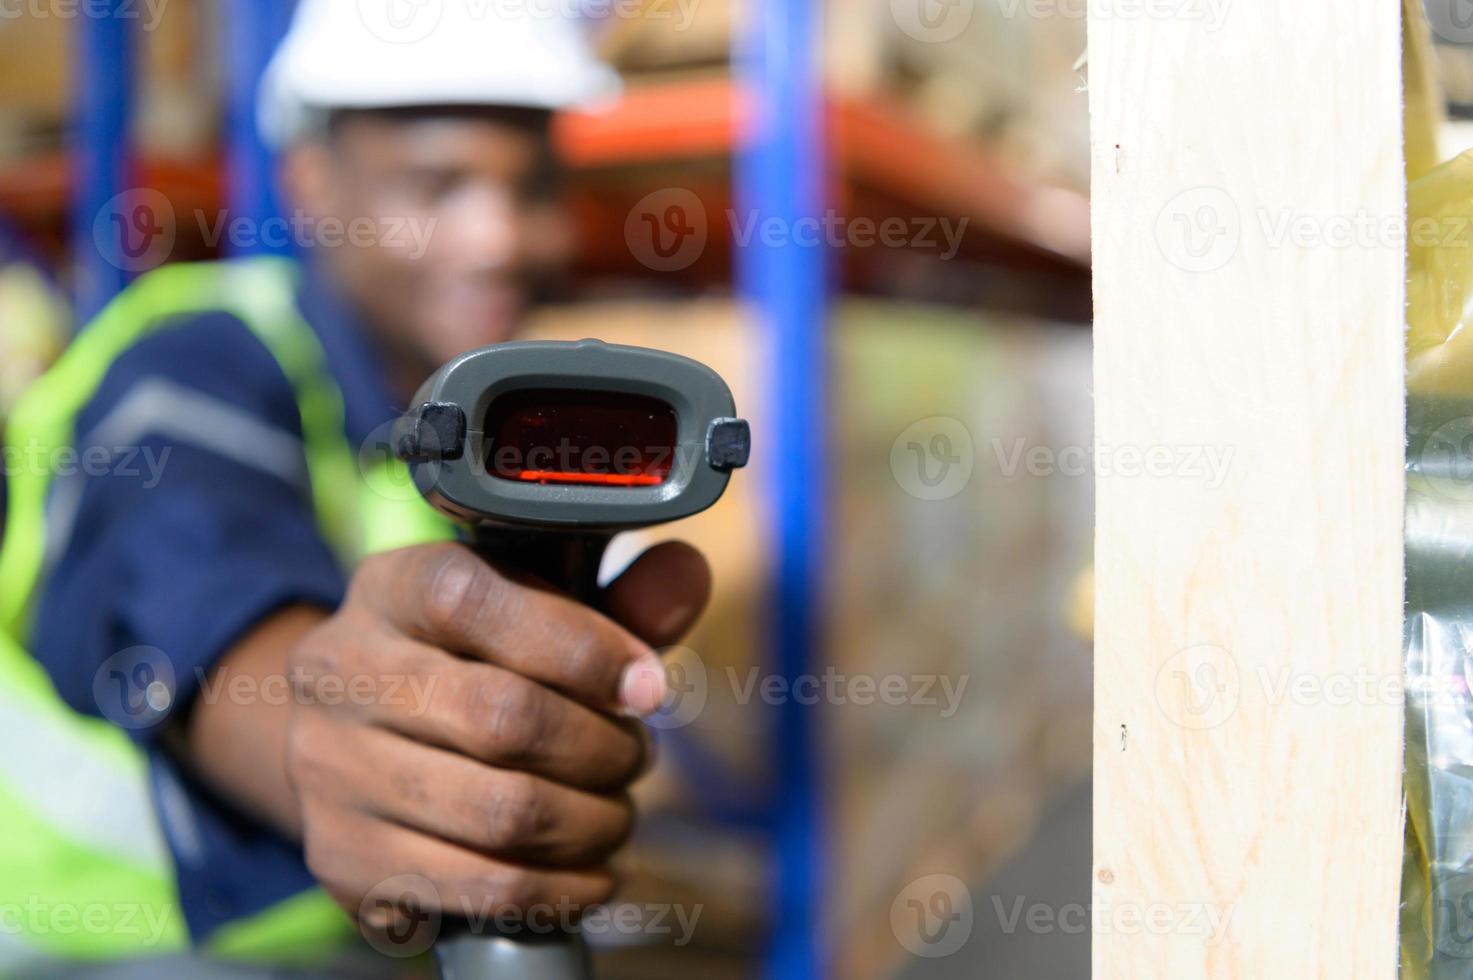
[69, 1, 833, 976]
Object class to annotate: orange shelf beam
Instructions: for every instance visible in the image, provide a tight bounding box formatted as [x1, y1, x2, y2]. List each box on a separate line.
[1, 77, 1088, 268]
[557, 77, 1088, 265]
[555, 76, 746, 168]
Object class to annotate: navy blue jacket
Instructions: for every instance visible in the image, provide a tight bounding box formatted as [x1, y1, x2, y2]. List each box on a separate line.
[29, 263, 406, 940]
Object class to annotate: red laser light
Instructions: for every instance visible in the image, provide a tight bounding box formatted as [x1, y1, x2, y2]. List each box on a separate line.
[485, 389, 678, 487]
[513, 471, 665, 487]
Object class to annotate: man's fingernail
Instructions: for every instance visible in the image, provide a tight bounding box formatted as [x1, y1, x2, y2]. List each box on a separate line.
[620, 655, 668, 718]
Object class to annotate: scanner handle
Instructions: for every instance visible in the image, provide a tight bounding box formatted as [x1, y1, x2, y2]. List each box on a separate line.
[430, 527, 613, 980]
[434, 925, 593, 980]
[472, 527, 611, 606]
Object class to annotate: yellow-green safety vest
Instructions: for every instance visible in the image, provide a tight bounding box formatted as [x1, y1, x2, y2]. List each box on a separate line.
[0, 257, 455, 967]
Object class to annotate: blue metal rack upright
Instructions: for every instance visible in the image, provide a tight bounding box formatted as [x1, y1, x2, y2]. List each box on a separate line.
[224, 0, 294, 256]
[71, 0, 134, 321]
[71, 0, 291, 323]
[737, 1, 830, 977]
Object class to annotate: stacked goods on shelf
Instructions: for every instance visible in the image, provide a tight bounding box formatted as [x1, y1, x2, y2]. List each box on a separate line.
[0, 0, 219, 266]
[595, 0, 734, 74]
[827, 0, 1089, 191]
[0, 0, 215, 162]
[0, 11, 68, 159]
[593, 0, 1088, 194]
[828, 302, 1091, 979]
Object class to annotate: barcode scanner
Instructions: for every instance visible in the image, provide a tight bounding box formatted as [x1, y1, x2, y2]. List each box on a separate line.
[393, 339, 749, 979]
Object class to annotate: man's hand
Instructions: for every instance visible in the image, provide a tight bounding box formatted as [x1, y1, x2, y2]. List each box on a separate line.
[174, 539, 710, 944]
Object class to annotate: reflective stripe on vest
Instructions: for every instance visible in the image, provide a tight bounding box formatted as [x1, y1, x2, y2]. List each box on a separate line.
[0, 258, 454, 964]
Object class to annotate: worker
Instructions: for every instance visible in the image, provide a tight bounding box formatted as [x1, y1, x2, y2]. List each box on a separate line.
[0, 0, 712, 969]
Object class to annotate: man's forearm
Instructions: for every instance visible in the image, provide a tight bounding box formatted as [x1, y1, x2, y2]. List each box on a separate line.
[164, 605, 330, 840]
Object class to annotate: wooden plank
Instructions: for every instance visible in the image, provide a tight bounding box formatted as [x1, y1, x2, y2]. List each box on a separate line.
[1090, 4, 1406, 979]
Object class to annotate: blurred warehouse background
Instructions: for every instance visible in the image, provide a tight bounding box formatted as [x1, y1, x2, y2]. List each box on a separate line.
[0, 1, 1095, 977]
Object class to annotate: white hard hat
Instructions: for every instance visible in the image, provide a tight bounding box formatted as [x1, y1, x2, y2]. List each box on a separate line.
[259, 0, 621, 147]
